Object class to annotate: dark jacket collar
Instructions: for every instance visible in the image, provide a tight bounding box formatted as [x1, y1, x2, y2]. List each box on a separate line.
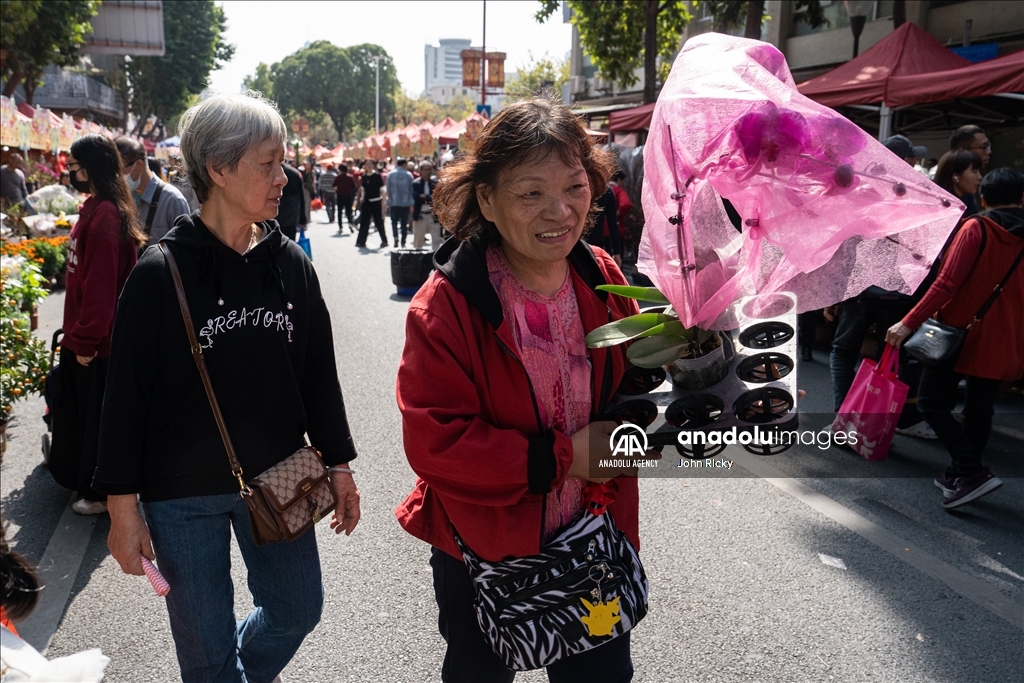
[434, 235, 609, 329]
[979, 207, 1024, 237]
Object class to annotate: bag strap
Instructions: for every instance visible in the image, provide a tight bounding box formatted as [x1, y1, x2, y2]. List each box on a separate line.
[144, 181, 164, 234]
[159, 243, 249, 493]
[967, 243, 1024, 329]
[878, 343, 899, 377]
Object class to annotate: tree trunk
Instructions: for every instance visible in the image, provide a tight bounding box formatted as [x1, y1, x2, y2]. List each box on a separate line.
[745, 0, 766, 39]
[23, 68, 40, 104]
[643, 0, 659, 104]
[893, 0, 906, 28]
[2, 73, 22, 97]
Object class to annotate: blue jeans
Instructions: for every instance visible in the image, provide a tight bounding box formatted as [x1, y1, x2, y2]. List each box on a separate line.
[144, 494, 323, 683]
[390, 205, 411, 244]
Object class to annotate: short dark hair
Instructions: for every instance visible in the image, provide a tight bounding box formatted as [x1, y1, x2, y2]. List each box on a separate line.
[433, 99, 615, 242]
[949, 125, 985, 151]
[933, 149, 982, 196]
[980, 167, 1024, 207]
[114, 136, 146, 166]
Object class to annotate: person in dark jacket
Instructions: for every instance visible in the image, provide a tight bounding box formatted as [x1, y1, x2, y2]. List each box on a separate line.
[887, 167, 1024, 510]
[332, 164, 357, 233]
[277, 162, 306, 241]
[585, 184, 621, 265]
[95, 93, 361, 683]
[396, 100, 641, 681]
[355, 159, 387, 248]
[53, 134, 146, 516]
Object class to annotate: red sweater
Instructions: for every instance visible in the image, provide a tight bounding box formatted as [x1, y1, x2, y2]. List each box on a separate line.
[904, 212, 1024, 380]
[395, 238, 640, 562]
[62, 196, 138, 358]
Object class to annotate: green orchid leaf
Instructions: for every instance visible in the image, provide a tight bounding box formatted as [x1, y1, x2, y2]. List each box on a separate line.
[595, 285, 670, 304]
[627, 334, 688, 368]
[585, 313, 671, 348]
[635, 320, 693, 341]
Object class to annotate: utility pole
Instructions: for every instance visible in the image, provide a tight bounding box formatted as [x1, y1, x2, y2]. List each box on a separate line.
[372, 55, 382, 134]
[481, 0, 487, 108]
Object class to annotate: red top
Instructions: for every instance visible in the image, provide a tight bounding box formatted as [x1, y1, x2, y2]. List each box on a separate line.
[611, 183, 632, 233]
[395, 246, 640, 562]
[904, 215, 1024, 380]
[62, 196, 138, 358]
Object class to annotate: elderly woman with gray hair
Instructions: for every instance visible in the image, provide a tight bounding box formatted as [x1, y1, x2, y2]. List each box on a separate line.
[94, 92, 361, 683]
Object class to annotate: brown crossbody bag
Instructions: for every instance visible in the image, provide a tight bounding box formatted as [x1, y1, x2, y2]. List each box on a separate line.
[159, 243, 336, 545]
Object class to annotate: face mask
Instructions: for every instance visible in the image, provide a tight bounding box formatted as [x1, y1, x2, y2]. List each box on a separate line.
[70, 173, 91, 194]
[124, 171, 140, 192]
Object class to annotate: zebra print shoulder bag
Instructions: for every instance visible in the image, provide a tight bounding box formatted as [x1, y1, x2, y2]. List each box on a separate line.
[456, 490, 648, 670]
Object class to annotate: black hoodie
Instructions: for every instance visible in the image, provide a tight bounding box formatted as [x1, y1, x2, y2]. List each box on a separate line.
[94, 213, 356, 502]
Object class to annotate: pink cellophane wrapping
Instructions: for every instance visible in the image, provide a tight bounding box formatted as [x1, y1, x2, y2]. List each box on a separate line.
[639, 34, 965, 329]
[141, 555, 170, 597]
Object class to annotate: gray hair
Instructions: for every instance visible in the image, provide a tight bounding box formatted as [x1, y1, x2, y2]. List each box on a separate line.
[177, 91, 287, 203]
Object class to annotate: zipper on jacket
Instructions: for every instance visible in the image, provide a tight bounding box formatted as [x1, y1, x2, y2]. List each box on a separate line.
[494, 333, 548, 547]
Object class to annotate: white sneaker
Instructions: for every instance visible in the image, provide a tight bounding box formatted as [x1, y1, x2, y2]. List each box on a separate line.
[895, 422, 938, 439]
[72, 499, 108, 515]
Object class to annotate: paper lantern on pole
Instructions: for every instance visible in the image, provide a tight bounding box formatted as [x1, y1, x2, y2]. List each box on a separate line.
[486, 52, 506, 89]
[461, 49, 482, 87]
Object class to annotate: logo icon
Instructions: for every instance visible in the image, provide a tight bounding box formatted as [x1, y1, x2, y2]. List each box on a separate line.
[609, 423, 649, 458]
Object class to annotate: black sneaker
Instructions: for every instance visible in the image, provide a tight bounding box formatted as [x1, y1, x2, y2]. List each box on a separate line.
[933, 474, 957, 497]
[942, 471, 1003, 510]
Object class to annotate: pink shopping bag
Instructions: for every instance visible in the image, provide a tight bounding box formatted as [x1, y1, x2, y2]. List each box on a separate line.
[832, 345, 909, 461]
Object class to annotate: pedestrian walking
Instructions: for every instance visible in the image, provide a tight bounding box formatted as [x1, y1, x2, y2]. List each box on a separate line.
[95, 92, 361, 683]
[949, 124, 991, 168]
[278, 162, 306, 241]
[886, 167, 1024, 509]
[396, 100, 643, 681]
[319, 163, 338, 224]
[356, 160, 387, 248]
[332, 164, 357, 233]
[585, 184, 622, 266]
[411, 160, 441, 251]
[0, 152, 29, 212]
[51, 135, 146, 516]
[114, 137, 191, 247]
[386, 157, 414, 247]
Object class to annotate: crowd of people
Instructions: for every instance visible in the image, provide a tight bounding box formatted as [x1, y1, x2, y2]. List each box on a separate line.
[1, 89, 1021, 681]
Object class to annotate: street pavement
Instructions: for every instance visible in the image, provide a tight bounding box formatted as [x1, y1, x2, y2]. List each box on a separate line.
[2, 209, 1021, 682]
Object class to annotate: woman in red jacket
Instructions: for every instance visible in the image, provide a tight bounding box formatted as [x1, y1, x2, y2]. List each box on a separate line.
[887, 167, 1024, 510]
[396, 101, 642, 681]
[57, 134, 145, 514]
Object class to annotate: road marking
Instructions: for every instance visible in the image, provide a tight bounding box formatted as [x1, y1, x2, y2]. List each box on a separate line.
[732, 450, 1023, 631]
[16, 492, 98, 653]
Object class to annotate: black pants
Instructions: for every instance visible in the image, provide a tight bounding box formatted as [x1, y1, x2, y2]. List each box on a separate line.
[48, 348, 107, 500]
[830, 297, 909, 411]
[337, 193, 354, 227]
[357, 200, 386, 246]
[280, 224, 297, 241]
[917, 364, 1001, 478]
[430, 547, 634, 683]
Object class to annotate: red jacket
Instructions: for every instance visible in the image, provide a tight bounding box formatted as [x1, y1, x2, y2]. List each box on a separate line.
[905, 209, 1024, 380]
[611, 183, 632, 231]
[395, 237, 640, 561]
[62, 196, 138, 358]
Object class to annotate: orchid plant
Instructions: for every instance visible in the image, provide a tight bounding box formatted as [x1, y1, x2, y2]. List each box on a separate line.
[585, 285, 718, 368]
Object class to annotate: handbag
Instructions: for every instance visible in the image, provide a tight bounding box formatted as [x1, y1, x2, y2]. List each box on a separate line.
[904, 239, 1024, 366]
[456, 482, 648, 670]
[832, 344, 909, 461]
[159, 243, 336, 546]
[297, 227, 312, 260]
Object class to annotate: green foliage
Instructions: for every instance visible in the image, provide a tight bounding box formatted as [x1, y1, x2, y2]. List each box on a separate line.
[242, 62, 274, 100]
[437, 94, 478, 123]
[536, 0, 692, 91]
[505, 52, 570, 104]
[129, 0, 234, 138]
[702, 1, 828, 33]
[6, 262, 49, 312]
[0, 0, 100, 101]
[595, 284, 670, 303]
[0, 282, 50, 416]
[263, 42, 397, 141]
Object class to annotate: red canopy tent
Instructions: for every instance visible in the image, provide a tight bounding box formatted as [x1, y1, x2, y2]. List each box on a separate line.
[885, 50, 1024, 107]
[796, 22, 970, 107]
[608, 102, 655, 133]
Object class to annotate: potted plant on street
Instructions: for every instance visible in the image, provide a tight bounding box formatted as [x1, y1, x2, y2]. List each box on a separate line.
[585, 285, 730, 390]
[0, 282, 50, 457]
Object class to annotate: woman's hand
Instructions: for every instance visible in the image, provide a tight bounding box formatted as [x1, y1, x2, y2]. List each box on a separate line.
[76, 353, 97, 366]
[885, 321, 915, 348]
[329, 467, 361, 536]
[569, 421, 619, 483]
[106, 494, 154, 576]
